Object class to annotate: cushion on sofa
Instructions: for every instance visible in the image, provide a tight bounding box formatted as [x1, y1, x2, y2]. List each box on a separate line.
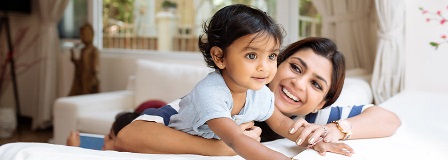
[331, 77, 373, 106]
[133, 60, 212, 109]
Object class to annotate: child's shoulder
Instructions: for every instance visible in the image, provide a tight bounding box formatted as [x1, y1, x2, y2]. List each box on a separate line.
[195, 71, 226, 88]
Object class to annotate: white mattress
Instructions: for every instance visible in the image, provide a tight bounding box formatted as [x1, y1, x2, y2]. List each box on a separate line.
[0, 138, 304, 160]
[2, 90, 448, 159]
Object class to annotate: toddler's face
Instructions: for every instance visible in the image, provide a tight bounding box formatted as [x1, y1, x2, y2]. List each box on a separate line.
[219, 33, 280, 92]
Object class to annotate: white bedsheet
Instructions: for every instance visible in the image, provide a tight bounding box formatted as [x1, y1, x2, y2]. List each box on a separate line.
[2, 90, 447, 159]
[0, 138, 303, 160]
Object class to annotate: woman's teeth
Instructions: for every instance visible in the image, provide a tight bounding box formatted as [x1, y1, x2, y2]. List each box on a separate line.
[282, 87, 299, 102]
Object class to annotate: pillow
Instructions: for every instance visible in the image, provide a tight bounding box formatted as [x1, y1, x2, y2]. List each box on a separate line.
[133, 60, 212, 108]
[331, 77, 373, 106]
[134, 99, 167, 114]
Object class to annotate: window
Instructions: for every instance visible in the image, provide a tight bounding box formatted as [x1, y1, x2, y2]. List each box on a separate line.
[59, 0, 321, 53]
[298, 0, 321, 39]
[58, 0, 88, 39]
[100, 0, 277, 52]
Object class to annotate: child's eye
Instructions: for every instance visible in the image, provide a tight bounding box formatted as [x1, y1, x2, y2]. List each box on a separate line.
[245, 53, 257, 59]
[268, 53, 277, 60]
[290, 63, 302, 73]
[312, 81, 322, 90]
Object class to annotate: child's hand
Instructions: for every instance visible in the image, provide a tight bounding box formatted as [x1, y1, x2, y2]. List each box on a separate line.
[240, 121, 261, 142]
[310, 141, 354, 156]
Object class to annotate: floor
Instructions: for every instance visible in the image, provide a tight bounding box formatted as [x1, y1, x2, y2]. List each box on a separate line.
[0, 116, 53, 146]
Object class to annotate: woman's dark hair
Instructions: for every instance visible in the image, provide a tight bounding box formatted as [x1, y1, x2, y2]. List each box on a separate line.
[199, 4, 284, 69]
[111, 112, 140, 136]
[278, 37, 346, 108]
[258, 37, 346, 142]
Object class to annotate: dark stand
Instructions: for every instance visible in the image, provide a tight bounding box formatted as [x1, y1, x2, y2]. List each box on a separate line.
[0, 13, 21, 133]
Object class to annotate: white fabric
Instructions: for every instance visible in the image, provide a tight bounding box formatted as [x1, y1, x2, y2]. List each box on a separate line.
[0, 139, 302, 160]
[133, 59, 211, 107]
[34, 0, 69, 129]
[370, 0, 406, 104]
[6, 90, 448, 159]
[312, 0, 376, 72]
[77, 109, 124, 135]
[332, 77, 373, 107]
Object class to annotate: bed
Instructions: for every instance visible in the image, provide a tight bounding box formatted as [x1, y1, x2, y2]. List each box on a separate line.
[2, 90, 447, 159]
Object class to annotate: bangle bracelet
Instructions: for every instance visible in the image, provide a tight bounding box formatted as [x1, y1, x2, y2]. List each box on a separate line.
[307, 137, 323, 149]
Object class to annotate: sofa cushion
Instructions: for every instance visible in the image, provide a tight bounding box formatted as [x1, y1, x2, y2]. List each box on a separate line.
[331, 77, 373, 106]
[134, 60, 212, 108]
[134, 99, 167, 114]
[77, 109, 124, 135]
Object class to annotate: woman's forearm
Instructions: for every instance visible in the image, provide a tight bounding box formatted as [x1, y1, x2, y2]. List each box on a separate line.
[114, 121, 236, 156]
[344, 106, 401, 139]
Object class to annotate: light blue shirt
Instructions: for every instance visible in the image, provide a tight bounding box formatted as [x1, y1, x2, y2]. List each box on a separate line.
[168, 71, 275, 139]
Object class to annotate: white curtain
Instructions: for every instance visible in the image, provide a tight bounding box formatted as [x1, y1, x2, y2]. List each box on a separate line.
[312, 0, 375, 72]
[34, 0, 68, 129]
[371, 0, 405, 104]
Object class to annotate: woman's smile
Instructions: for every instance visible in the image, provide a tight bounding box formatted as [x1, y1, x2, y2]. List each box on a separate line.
[282, 87, 299, 102]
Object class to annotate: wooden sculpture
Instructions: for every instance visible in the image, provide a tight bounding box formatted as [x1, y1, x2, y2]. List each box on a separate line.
[68, 23, 100, 96]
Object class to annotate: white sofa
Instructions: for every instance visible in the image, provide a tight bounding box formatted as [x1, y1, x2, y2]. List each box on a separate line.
[53, 59, 373, 145]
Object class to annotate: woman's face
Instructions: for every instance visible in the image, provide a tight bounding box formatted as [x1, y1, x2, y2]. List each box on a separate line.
[102, 130, 115, 150]
[269, 49, 332, 116]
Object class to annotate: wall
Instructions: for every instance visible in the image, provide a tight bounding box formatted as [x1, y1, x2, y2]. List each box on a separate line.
[405, 0, 448, 92]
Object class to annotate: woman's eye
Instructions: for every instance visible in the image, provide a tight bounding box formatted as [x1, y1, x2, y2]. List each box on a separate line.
[312, 81, 322, 90]
[268, 53, 277, 60]
[245, 53, 257, 59]
[290, 63, 302, 73]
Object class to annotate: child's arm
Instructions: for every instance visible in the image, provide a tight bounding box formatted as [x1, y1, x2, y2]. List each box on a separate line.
[115, 121, 235, 156]
[208, 117, 291, 160]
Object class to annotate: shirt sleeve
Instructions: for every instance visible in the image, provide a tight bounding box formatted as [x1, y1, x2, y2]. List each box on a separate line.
[187, 85, 233, 131]
[305, 104, 374, 125]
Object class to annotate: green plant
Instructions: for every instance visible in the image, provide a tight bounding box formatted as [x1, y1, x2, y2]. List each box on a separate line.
[420, 6, 448, 50]
[162, 0, 177, 9]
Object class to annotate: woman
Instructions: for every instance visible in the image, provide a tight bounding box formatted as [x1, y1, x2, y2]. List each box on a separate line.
[114, 37, 401, 156]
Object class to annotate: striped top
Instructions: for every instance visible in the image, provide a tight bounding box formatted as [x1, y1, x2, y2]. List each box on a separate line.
[134, 99, 373, 142]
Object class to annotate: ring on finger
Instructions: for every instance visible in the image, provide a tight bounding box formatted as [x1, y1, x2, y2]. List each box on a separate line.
[322, 126, 328, 135]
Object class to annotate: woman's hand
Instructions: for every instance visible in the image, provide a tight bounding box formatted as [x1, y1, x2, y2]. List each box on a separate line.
[240, 121, 262, 142]
[289, 120, 331, 145]
[311, 141, 354, 156]
[321, 123, 344, 142]
[291, 122, 344, 144]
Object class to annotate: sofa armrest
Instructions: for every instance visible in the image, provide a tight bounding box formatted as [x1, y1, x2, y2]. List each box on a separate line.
[53, 90, 133, 145]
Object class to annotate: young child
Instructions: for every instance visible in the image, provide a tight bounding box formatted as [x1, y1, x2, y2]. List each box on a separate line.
[165, 4, 319, 160]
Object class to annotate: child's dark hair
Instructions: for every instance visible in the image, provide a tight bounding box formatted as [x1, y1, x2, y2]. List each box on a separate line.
[111, 112, 140, 136]
[199, 4, 284, 69]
